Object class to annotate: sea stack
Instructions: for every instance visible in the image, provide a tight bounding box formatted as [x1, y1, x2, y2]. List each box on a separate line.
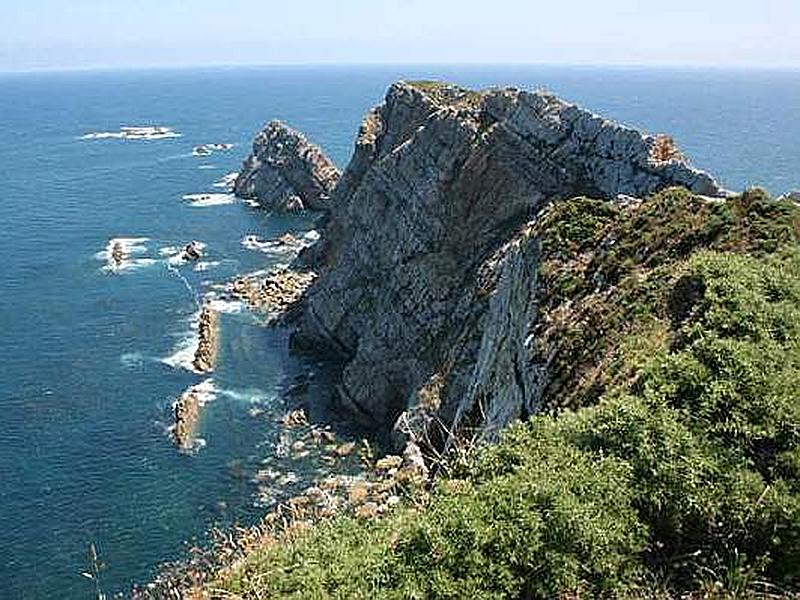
[173, 386, 201, 450]
[172, 380, 215, 451]
[289, 80, 725, 445]
[234, 120, 340, 212]
[192, 305, 219, 374]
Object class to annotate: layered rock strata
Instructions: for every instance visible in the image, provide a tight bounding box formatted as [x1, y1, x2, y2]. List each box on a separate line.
[234, 121, 340, 211]
[290, 81, 725, 446]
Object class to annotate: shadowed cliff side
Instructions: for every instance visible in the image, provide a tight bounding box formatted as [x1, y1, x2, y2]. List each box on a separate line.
[290, 80, 725, 447]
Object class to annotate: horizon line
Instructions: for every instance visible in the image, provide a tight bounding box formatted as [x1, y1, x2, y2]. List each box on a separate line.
[2, 60, 800, 76]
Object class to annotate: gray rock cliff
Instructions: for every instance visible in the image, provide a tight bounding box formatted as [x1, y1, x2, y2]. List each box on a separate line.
[290, 81, 725, 447]
[234, 120, 340, 211]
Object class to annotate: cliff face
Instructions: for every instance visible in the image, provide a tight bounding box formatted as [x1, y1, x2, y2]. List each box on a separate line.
[234, 121, 341, 211]
[291, 81, 725, 446]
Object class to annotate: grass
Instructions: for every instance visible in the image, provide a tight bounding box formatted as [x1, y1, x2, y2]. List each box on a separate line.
[211, 188, 800, 599]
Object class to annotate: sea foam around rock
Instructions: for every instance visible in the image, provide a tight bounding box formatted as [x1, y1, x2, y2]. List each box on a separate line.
[182, 193, 235, 207]
[80, 126, 181, 141]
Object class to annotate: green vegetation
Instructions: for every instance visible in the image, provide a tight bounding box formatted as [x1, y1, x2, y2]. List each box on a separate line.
[405, 79, 483, 108]
[214, 189, 800, 598]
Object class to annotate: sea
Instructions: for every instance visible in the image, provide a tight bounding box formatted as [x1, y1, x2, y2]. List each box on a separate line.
[0, 65, 798, 599]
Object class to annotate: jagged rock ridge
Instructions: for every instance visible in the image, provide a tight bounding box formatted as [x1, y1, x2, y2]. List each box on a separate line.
[289, 80, 725, 447]
[234, 120, 341, 211]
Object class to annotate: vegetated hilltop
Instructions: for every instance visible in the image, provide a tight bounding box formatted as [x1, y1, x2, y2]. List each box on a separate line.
[215, 82, 800, 598]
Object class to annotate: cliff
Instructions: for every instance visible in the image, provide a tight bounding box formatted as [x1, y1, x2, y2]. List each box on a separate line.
[234, 120, 340, 211]
[290, 80, 725, 446]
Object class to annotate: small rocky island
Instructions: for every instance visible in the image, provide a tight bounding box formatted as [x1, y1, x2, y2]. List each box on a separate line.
[233, 120, 341, 211]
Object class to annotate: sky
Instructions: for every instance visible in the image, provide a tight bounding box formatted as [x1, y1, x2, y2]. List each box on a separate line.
[1, 0, 799, 72]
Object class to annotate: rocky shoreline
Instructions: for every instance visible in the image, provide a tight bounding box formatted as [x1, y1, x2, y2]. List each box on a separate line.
[228, 269, 317, 324]
[138, 405, 429, 597]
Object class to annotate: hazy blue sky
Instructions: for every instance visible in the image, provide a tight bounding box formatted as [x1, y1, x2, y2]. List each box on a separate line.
[2, 0, 799, 71]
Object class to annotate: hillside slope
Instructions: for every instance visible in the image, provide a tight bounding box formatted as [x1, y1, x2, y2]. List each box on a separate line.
[217, 187, 800, 598]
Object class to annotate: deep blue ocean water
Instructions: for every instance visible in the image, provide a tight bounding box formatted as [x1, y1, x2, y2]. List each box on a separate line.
[0, 65, 798, 599]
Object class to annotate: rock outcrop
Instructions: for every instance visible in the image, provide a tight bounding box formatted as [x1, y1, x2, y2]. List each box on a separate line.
[173, 386, 202, 450]
[110, 241, 125, 267]
[173, 380, 216, 451]
[181, 240, 203, 262]
[229, 269, 317, 324]
[192, 306, 218, 374]
[234, 121, 340, 211]
[290, 81, 725, 447]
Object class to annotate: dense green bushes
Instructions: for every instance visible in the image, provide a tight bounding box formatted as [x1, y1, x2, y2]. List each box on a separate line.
[217, 190, 800, 598]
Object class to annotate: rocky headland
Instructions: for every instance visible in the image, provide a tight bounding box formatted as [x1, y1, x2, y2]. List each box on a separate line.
[234, 120, 341, 211]
[282, 80, 724, 448]
[145, 80, 800, 598]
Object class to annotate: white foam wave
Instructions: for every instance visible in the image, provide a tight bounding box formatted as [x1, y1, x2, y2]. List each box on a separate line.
[161, 309, 201, 373]
[188, 378, 218, 404]
[95, 237, 149, 260]
[80, 126, 181, 141]
[241, 232, 315, 256]
[198, 165, 217, 170]
[96, 237, 158, 273]
[217, 387, 270, 404]
[205, 297, 243, 314]
[194, 260, 220, 272]
[193, 143, 234, 157]
[105, 258, 157, 273]
[213, 172, 239, 189]
[120, 352, 148, 368]
[182, 193, 235, 207]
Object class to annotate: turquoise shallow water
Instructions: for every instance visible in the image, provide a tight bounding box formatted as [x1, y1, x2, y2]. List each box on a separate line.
[0, 65, 798, 599]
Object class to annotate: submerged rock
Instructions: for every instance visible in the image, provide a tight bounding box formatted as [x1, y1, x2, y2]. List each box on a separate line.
[289, 80, 726, 445]
[234, 121, 340, 212]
